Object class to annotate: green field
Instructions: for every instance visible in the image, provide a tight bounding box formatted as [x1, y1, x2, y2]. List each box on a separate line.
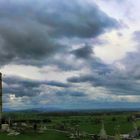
[1, 112, 140, 139]
[0, 130, 70, 140]
[47, 114, 134, 135]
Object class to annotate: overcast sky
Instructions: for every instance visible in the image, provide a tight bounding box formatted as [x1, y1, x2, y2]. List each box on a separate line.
[0, 0, 140, 110]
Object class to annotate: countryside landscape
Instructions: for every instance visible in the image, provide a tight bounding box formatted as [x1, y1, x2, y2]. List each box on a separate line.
[0, 0, 140, 139]
[1, 109, 140, 140]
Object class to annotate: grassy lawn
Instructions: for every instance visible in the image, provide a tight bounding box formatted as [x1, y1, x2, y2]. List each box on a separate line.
[0, 130, 70, 140]
[3, 112, 140, 138]
[72, 119, 133, 135]
[48, 115, 134, 135]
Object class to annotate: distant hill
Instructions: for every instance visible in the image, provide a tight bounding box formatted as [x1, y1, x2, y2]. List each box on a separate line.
[3, 107, 140, 113]
[3, 107, 65, 113]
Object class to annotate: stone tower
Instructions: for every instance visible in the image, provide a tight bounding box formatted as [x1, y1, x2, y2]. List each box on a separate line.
[0, 72, 2, 127]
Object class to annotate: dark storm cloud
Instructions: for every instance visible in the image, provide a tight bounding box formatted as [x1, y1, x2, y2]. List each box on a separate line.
[3, 76, 44, 97]
[67, 68, 140, 96]
[0, 0, 119, 66]
[71, 44, 93, 59]
[35, 0, 119, 38]
[69, 42, 112, 72]
[47, 81, 70, 88]
[3, 76, 70, 97]
[56, 90, 86, 97]
[0, 19, 63, 66]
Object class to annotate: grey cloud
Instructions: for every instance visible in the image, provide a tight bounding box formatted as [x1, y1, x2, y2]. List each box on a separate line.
[36, 0, 119, 38]
[3, 75, 87, 108]
[133, 31, 140, 43]
[71, 44, 93, 59]
[3, 76, 44, 97]
[3, 76, 70, 97]
[67, 69, 140, 96]
[47, 81, 70, 88]
[67, 30, 140, 96]
[56, 90, 86, 97]
[120, 31, 140, 80]
[0, 19, 63, 66]
[0, 0, 119, 66]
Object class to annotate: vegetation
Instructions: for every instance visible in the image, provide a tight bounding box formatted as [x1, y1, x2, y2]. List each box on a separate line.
[0, 130, 70, 140]
[1, 111, 140, 139]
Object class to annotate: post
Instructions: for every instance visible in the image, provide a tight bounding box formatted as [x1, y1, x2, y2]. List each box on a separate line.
[0, 72, 2, 129]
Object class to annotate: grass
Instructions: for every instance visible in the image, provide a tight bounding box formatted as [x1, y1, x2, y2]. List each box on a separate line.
[47, 115, 134, 135]
[0, 130, 70, 140]
[2, 112, 140, 139]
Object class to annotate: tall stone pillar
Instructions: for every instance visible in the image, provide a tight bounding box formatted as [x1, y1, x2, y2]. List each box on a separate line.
[0, 72, 2, 128]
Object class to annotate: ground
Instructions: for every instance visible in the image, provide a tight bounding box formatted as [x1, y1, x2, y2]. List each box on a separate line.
[46, 114, 134, 135]
[0, 130, 70, 140]
[1, 112, 140, 139]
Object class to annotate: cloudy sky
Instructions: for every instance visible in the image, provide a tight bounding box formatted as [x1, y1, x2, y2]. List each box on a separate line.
[0, 0, 140, 110]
